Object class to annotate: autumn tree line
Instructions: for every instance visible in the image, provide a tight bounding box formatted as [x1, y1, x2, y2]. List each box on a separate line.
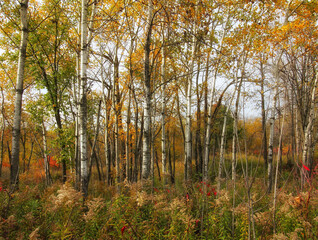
[0, 0, 317, 197]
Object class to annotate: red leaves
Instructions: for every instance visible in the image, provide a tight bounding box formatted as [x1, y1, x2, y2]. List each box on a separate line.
[121, 226, 127, 235]
[195, 182, 217, 197]
[303, 164, 310, 171]
[186, 193, 190, 202]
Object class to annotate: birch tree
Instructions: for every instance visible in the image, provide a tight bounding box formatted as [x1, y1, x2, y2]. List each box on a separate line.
[79, 0, 97, 196]
[0, 88, 5, 177]
[202, 9, 230, 183]
[10, 0, 29, 190]
[142, 0, 153, 180]
[161, 29, 167, 184]
[184, 0, 198, 182]
[301, 74, 318, 187]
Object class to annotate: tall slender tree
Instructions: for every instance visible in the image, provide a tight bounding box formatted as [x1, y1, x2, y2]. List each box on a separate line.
[142, 0, 153, 180]
[11, 0, 29, 190]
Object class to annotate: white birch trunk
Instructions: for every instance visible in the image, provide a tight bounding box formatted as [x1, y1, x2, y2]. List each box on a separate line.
[273, 101, 286, 234]
[268, 85, 279, 192]
[142, 0, 153, 180]
[113, 54, 120, 184]
[185, 1, 198, 181]
[11, 0, 29, 190]
[126, 87, 131, 182]
[80, 0, 89, 196]
[0, 88, 5, 177]
[75, 21, 81, 190]
[202, 12, 230, 183]
[301, 73, 318, 187]
[161, 31, 167, 184]
[268, 3, 292, 192]
[232, 72, 243, 182]
[79, 0, 97, 196]
[42, 121, 51, 186]
[217, 95, 234, 193]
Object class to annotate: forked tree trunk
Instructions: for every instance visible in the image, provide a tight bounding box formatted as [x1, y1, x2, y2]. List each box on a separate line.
[88, 100, 102, 182]
[217, 95, 234, 193]
[11, 0, 29, 190]
[273, 101, 286, 235]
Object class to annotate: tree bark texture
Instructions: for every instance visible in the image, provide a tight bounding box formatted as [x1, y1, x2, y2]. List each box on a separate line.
[142, 0, 153, 180]
[11, 0, 29, 190]
[80, 0, 89, 196]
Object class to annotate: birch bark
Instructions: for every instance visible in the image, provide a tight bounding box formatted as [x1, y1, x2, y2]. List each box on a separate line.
[142, 0, 153, 180]
[161, 30, 167, 184]
[11, 0, 29, 190]
[79, 0, 89, 196]
[301, 73, 318, 187]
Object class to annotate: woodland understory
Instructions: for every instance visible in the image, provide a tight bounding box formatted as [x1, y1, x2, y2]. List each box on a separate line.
[1, 0, 318, 239]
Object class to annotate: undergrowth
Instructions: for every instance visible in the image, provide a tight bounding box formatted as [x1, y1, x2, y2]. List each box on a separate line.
[0, 165, 318, 239]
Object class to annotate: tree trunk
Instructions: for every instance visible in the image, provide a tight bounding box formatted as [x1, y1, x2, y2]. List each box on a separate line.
[79, 0, 97, 196]
[290, 90, 295, 167]
[0, 88, 5, 177]
[126, 86, 131, 182]
[301, 73, 317, 188]
[74, 21, 81, 190]
[185, 1, 198, 181]
[267, 88, 277, 193]
[273, 101, 286, 235]
[202, 12, 229, 183]
[151, 98, 156, 182]
[42, 121, 52, 186]
[142, 0, 153, 180]
[132, 92, 139, 182]
[260, 58, 268, 169]
[113, 53, 121, 184]
[11, 0, 29, 190]
[195, 57, 202, 179]
[27, 141, 33, 171]
[217, 100, 233, 193]
[79, 0, 89, 196]
[103, 84, 111, 185]
[232, 73, 243, 182]
[88, 100, 102, 182]
[161, 30, 167, 184]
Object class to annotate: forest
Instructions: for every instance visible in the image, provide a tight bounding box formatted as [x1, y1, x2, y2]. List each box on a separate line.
[0, 0, 318, 239]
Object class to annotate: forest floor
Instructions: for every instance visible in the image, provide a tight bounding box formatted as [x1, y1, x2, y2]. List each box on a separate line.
[0, 157, 318, 239]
